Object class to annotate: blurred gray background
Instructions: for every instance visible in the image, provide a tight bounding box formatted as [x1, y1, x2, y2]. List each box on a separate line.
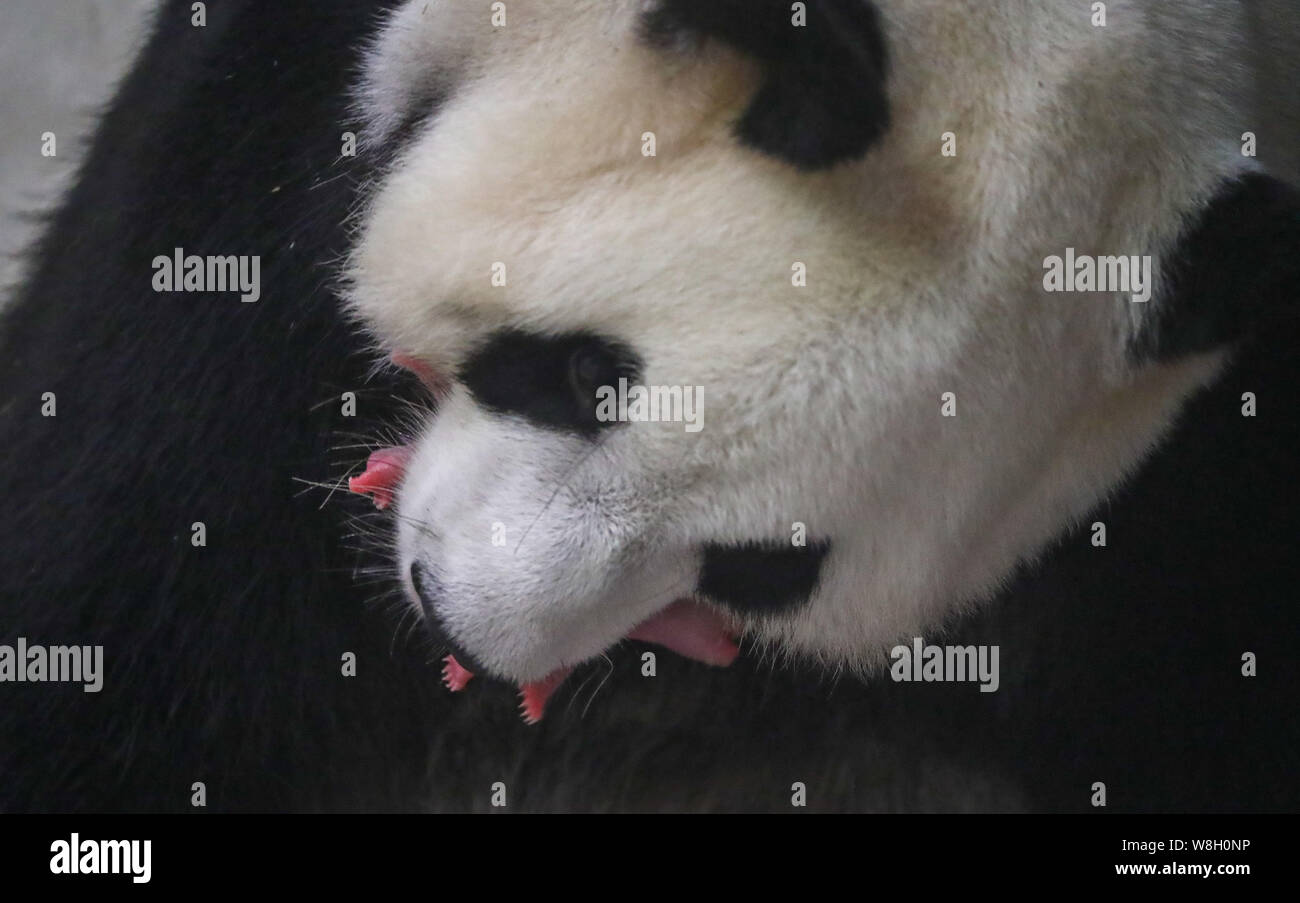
[0, 0, 158, 294]
[1, 0, 1297, 303]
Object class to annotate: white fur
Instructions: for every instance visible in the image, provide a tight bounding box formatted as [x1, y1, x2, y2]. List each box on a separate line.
[348, 0, 1253, 682]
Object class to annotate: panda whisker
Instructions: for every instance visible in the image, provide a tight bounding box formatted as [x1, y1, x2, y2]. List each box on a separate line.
[580, 655, 617, 720]
[512, 431, 614, 556]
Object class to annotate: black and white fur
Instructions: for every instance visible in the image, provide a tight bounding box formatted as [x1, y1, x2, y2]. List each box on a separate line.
[1, 0, 1296, 812]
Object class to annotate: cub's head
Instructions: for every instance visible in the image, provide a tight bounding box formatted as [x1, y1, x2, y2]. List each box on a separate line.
[345, 0, 1296, 710]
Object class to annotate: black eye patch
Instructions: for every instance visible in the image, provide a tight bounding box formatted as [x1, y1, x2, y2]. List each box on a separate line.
[458, 329, 642, 436]
[643, 0, 890, 171]
[696, 539, 832, 616]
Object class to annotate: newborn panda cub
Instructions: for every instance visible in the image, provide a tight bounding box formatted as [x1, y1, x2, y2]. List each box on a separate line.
[346, 0, 1284, 721]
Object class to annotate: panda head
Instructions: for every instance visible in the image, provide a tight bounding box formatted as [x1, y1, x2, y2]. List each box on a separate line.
[345, 0, 1297, 702]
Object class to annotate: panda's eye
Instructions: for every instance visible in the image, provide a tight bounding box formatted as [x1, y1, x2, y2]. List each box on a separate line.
[567, 343, 622, 417]
[459, 330, 641, 436]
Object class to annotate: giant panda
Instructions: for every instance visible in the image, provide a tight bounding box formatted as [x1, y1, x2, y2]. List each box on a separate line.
[0, 0, 1296, 813]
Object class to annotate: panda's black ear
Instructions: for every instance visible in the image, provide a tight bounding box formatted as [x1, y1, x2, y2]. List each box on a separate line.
[644, 0, 890, 171]
[1136, 173, 1300, 361]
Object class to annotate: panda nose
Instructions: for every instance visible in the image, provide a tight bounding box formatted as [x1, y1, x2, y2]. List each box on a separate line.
[409, 561, 442, 620]
[409, 562, 492, 675]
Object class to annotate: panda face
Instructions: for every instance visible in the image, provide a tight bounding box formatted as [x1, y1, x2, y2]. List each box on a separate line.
[346, 0, 1248, 688]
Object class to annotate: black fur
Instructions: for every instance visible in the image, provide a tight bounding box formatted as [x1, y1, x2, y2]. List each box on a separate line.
[1, 1, 1295, 813]
[1134, 173, 1300, 361]
[698, 540, 831, 616]
[0, 0, 443, 812]
[644, 0, 890, 171]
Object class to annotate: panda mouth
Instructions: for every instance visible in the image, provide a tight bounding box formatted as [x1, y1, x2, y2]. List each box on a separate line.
[347, 361, 740, 723]
[442, 599, 739, 724]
